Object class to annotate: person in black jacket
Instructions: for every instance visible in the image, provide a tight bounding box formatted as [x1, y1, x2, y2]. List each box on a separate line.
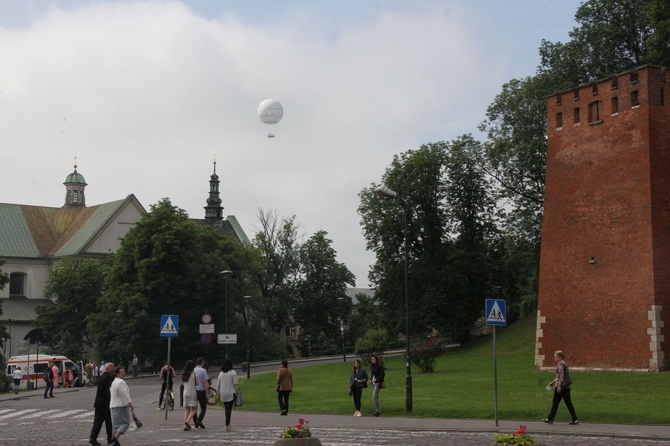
[89, 362, 115, 446]
[349, 360, 368, 417]
[370, 355, 385, 417]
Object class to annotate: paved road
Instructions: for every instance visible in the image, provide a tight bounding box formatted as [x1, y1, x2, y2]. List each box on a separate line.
[1, 376, 669, 445]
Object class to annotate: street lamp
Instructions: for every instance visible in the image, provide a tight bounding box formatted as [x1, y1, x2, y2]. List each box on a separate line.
[375, 185, 413, 413]
[243, 295, 252, 379]
[221, 270, 233, 358]
[340, 320, 346, 362]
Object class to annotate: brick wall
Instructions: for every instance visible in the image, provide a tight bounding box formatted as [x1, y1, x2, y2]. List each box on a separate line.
[537, 65, 670, 371]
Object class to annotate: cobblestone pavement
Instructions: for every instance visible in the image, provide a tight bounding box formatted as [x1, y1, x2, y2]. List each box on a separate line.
[0, 406, 669, 446]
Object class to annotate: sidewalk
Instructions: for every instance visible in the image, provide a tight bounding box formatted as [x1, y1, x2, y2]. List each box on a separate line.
[3, 380, 668, 443]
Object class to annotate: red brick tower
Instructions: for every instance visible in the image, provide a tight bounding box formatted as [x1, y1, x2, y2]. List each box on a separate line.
[536, 65, 670, 371]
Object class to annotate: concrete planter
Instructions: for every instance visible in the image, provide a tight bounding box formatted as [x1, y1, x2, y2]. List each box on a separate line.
[274, 438, 323, 446]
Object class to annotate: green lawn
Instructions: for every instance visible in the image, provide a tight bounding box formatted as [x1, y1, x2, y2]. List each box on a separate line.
[238, 315, 670, 424]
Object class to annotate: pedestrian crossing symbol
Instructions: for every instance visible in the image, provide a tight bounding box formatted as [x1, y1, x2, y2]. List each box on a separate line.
[160, 315, 179, 337]
[485, 299, 506, 326]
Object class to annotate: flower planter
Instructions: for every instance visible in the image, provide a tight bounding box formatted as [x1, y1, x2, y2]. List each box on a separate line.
[274, 438, 323, 446]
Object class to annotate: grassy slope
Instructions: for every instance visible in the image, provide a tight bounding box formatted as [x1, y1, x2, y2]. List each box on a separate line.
[239, 314, 670, 424]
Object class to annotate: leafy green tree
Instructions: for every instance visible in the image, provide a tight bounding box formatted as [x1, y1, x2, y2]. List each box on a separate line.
[250, 209, 300, 335]
[34, 257, 105, 359]
[354, 328, 389, 369]
[646, 0, 670, 66]
[293, 230, 354, 357]
[88, 198, 257, 368]
[346, 293, 381, 350]
[0, 259, 10, 354]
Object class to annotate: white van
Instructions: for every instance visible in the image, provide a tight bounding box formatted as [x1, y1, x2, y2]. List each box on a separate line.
[7, 355, 88, 388]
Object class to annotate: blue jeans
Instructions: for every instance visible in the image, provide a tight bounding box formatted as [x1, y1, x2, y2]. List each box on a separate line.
[44, 381, 54, 397]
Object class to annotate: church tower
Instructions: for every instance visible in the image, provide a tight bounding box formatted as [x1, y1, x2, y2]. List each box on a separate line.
[63, 162, 87, 207]
[536, 65, 670, 371]
[204, 159, 224, 228]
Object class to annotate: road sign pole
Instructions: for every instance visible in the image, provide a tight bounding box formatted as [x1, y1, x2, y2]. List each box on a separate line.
[493, 326, 498, 427]
[165, 337, 171, 421]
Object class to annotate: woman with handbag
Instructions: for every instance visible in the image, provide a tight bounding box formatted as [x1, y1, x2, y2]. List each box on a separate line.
[370, 355, 385, 417]
[543, 350, 579, 425]
[349, 360, 368, 417]
[216, 358, 239, 432]
[276, 360, 293, 416]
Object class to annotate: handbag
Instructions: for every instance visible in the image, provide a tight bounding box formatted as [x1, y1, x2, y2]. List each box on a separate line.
[132, 410, 143, 429]
[234, 387, 243, 407]
[276, 370, 287, 392]
[380, 382, 386, 389]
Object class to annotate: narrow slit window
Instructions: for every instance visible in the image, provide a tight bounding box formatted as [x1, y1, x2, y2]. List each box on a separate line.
[592, 84, 598, 95]
[573, 89, 580, 101]
[556, 112, 563, 129]
[632, 90, 639, 107]
[612, 77, 618, 90]
[556, 94, 562, 106]
[630, 71, 638, 84]
[588, 101, 602, 123]
[573, 107, 580, 124]
[611, 96, 619, 114]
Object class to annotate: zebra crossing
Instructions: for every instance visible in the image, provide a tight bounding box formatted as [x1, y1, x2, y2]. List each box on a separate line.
[0, 407, 93, 422]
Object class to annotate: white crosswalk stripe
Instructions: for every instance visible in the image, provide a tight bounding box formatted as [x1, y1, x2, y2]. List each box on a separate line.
[46, 409, 89, 419]
[0, 409, 40, 420]
[73, 410, 94, 418]
[22, 409, 61, 419]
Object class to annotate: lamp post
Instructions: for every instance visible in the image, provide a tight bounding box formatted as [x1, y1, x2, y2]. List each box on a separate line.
[375, 185, 412, 413]
[340, 320, 346, 362]
[243, 295, 252, 379]
[221, 270, 233, 358]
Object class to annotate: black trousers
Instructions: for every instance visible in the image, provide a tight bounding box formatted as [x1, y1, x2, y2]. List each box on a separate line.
[547, 387, 578, 421]
[195, 389, 207, 422]
[223, 400, 234, 425]
[159, 382, 173, 407]
[352, 386, 363, 411]
[44, 381, 54, 397]
[90, 407, 113, 441]
[278, 390, 291, 413]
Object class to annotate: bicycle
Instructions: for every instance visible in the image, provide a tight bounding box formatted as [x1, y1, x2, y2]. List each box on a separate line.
[207, 378, 219, 405]
[159, 388, 175, 411]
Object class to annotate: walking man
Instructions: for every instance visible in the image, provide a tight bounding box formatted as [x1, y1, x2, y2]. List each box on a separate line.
[193, 357, 210, 429]
[131, 354, 139, 378]
[11, 367, 22, 394]
[89, 362, 115, 446]
[43, 361, 55, 399]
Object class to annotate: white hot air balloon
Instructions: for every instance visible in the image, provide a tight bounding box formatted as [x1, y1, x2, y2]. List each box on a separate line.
[257, 99, 283, 138]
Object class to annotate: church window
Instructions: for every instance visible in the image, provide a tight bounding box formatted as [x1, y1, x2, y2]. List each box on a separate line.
[9, 272, 26, 297]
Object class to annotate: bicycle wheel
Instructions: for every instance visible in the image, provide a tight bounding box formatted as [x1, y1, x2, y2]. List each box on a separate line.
[207, 389, 219, 405]
[169, 392, 175, 411]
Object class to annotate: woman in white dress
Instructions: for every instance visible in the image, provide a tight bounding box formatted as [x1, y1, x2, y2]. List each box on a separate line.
[110, 366, 133, 446]
[181, 360, 198, 431]
[216, 358, 239, 432]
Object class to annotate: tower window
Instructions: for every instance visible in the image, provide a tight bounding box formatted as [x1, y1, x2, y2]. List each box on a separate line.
[556, 112, 563, 129]
[73, 190, 79, 203]
[588, 101, 602, 124]
[611, 77, 618, 90]
[573, 89, 580, 101]
[611, 96, 619, 114]
[9, 272, 26, 297]
[630, 71, 638, 84]
[556, 94, 562, 106]
[573, 107, 580, 125]
[592, 84, 598, 95]
[631, 90, 639, 107]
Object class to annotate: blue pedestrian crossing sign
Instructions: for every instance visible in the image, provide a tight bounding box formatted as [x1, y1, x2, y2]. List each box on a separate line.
[160, 315, 179, 337]
[485, 299, 506, 326]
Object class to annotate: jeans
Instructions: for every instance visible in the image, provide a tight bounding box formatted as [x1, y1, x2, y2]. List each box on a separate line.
[44, 381, 54, 397]
[195, 389, 207, 423]
[372, 382, 381, 413]
[547, 386, 578, 421]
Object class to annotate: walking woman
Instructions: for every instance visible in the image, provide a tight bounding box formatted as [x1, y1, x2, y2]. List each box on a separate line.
[370, 355, 385, 417]
[276, 360, 293, 416]
[216, 358, 239, 432]
[349, 359, 368, 417]
[543, 350, 579, 425]
[182, 360, 198, 431]
[109, 366, 133, 446]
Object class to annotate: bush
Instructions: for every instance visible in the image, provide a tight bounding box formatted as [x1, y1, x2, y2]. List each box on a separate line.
[408, 337, 446, 372]
[354, 328, 389, 369]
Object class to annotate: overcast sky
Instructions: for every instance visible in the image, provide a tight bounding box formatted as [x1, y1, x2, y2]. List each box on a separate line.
[0, 0, 582, 287]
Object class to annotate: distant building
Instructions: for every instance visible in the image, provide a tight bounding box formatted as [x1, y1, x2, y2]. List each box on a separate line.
[537, 65, 670, 371]
[0, 160, 250, 359]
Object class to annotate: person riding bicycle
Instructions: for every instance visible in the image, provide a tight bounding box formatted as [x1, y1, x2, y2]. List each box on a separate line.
[158, 362, 176, 410]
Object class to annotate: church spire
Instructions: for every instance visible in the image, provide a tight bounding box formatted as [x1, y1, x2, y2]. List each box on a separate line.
[63, 157, 87, 207]
[204, 157, 224, 227]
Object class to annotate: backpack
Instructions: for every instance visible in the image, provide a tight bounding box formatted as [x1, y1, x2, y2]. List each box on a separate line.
[43, 369, 50, 382]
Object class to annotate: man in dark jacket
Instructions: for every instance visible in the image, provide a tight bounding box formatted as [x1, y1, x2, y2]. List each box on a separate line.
[89, 362, 115, 445]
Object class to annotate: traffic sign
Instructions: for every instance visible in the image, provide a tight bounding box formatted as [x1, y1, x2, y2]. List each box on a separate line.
[199, 324, 215, 334]
[201, 333, 213, 345]
[217, 334, 237, 344]
[160, 315, 179, 337]
[485, 299, 506, 326]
